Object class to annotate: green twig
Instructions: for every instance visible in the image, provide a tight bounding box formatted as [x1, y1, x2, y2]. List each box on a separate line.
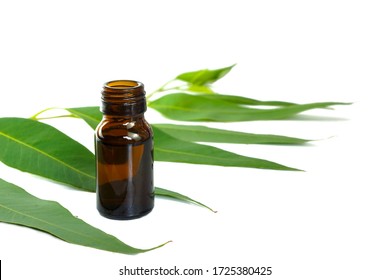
[32, 114, 78, 121]
[146, 79, 177, 101]
[30, 107, 77, 121]
[30, 107, 59, 120]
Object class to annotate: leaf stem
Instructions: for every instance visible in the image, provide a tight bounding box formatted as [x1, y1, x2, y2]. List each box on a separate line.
[146, 79, 177, 101]
[30, 107, 78, 121]
[32, 114, 78, 121]
[30, 107, 59, 120]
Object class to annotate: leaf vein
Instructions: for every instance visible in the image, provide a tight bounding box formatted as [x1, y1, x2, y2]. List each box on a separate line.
[0, 132, 94, 179]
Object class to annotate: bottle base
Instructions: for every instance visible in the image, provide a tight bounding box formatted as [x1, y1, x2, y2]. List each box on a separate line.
[97, 207, 153, 220]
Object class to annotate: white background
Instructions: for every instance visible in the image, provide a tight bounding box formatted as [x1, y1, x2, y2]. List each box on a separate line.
[0, 0, 389, 279]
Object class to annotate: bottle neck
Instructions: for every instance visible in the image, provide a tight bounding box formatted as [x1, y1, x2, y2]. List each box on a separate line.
[102, 113, 145, 121]
[101, 80, 147, 117]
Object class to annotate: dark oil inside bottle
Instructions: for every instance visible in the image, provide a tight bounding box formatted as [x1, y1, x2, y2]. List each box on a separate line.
[96, 137, 154, 220]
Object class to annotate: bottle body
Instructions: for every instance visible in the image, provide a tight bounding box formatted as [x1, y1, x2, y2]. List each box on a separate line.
[95, 80, 154, 220]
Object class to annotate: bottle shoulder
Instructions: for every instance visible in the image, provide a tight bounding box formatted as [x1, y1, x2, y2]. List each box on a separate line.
[95, 118, 153, 144]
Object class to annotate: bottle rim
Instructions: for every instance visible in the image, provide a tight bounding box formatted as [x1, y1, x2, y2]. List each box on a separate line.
[101, 80, 146, 115]
[104, 80, 143, 90]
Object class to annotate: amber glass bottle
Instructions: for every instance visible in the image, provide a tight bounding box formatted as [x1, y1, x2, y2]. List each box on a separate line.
[95, 80, 154, 220]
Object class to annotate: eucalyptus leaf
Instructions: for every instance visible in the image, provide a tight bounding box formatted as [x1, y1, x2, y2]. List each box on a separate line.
[0, 178, 165, 254]
[65, 107, 300, 171]
[0, 117, 96, 192]
[187, 84, 215, 94]
[153, 127, 299, 171]
[0, 117, 215, 211]
[176, 64, 236, 85]
[66, 107, 310, 145]
[153, 124, 310, 145]
[157, 187, 216, 212]
[67, 106, 101, 129]
[199, 94, 297, 106]
[149, 93, 350, 122]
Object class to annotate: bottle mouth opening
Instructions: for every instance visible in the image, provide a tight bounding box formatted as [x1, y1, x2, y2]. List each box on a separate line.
[104, 80, 142, 90]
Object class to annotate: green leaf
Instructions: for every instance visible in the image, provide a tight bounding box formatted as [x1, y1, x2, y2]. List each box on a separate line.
[153, 126, 299, 171]
[65, 107, 300, 170]
[187, 84, 215, 94]
[153, 124, 310, 145]
[0, 117, 96, 192]
[149, 93, 350, 122]
[67, 106, 101, 129]
[1, 116, 214, 211]
[156, 187, 216, 212]
[200, 94, 297, 106]
[67, 108, 310, 145]
[176, 64, 236, 85]
[156, 188, 214, 211]
[0, 178, 165, 254]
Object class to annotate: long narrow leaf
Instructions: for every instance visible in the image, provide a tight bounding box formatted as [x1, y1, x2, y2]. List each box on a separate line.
[199, 94, 297, 106]
[66, 107, 310, 145]
[67, 107, 101, 129]
[153, 127, 299, 171]
[0, 178, 165, 254]
[157, 187, 216, 212]
[149, 93, 350, 122]
[176, 64, 236, 85]
[66, 107, 301, 170]
[153, 124, 310, 145]
[0, 118, 96, 192]
[187, 84, 215, 94]
[0, 117, 214, 210]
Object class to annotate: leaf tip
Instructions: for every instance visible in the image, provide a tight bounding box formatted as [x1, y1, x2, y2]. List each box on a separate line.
[287, 166, 305, 172]
[144, 240, 173, 253]
[207, 205, 218, 213]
